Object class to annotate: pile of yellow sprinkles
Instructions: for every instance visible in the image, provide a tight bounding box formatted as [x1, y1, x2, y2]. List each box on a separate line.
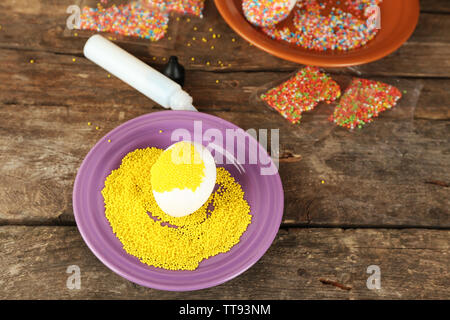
[102, 147, 252, 271]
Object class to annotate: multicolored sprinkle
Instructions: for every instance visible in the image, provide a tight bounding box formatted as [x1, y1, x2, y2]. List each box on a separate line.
[77, 2, 169, 41]
[262, 0, 382, 51]
[261, 66, 341, 124]
[242, 0, 296, 27]
[146, 0, 206, 17]
[330, 78, 402, 129]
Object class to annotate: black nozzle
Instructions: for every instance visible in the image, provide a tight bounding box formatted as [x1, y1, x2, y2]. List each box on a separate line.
[162, 56, 185, 87]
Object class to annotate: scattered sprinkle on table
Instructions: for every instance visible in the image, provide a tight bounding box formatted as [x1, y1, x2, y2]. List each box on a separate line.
[330, 78, 402, 129]
[29, 59, 34, 64]
[101, 147, 251, 270]
[261, 66, 341, 124]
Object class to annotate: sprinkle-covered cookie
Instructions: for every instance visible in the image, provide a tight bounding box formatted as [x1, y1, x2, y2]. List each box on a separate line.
[330, 78, 402, 129]
[261, 66, 341, 124]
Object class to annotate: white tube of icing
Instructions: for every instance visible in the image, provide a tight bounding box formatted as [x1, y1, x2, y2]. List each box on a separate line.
[83, 34, 197, 111]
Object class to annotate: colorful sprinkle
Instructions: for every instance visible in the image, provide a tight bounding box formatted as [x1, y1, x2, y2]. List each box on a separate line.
[330, 78, 402, 129]
[242, 0, 296, 27]
[262, 0, 382, 51]
[145, 0, 205, 18]
[261, 66, 341, 124]
[77, 2, 169, 41]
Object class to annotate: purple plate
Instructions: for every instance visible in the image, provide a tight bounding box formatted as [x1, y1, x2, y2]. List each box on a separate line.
[73, 111, 284, 291]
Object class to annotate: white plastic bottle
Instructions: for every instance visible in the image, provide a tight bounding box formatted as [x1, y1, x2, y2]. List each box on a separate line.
[83, 34, 196, 111]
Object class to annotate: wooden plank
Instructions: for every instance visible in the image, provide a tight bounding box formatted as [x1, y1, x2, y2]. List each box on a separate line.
[0, 1, 450, 77]
[0, 49, 448, 227]
[0, 48, 449, 120]
[0, 100, 448, 227]
[0, 226, 448, 299]
[421, 0, 450, 13]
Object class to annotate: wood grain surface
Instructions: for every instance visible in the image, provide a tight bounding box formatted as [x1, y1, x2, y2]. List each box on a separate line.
[1, 226, 448, 299]
[0, 0, 448, 299]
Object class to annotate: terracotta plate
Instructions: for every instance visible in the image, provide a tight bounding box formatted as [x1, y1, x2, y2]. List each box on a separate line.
[215, 0, 420, 67]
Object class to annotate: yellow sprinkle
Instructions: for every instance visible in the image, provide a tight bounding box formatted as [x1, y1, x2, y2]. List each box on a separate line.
[228, 63, 232, 67]
[217, 34, 221, 38]
[212, 34, 216, 39]
[191, 57, 195, 61]
[206, 61, 210, 66]
[108, 139, 111, 143]
[232, 38, 236, 42]
[176, 17, 180, 21]
[87, 122, 92, 126]
[192, 36, 196, 40]
[193, 26, 198, 31]
[159, 130, 163, 133]
[210, 45, 215, 50]
[162, 57, 167, 61]
[101, 147, 251, 271]
[107, 74, 111, 78]
[208, 27, 213, 32]
[187, 18, 191, 22]
[168, 36, 172, 41]
[187, 42, 191, 47]
[29, 59, 34, 64]
[108, 36, 113, 40]
[202, 37, 207, 42]
[218, 60, 222, 64]
[216, 80, 220, 84]
[74, 32, 78, 37]
[152, 56, 156, 60]
[96, 126, 100, 130]
[151, 142, 204, 192]
[72, 58, 76, 62]
[321, 180, 325, 184]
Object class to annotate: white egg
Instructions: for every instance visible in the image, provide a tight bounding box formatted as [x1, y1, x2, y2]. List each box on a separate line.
[151, 141, 216, 217]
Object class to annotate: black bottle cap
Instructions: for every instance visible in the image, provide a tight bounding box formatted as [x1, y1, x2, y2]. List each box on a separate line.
[162, 56, 185, 87]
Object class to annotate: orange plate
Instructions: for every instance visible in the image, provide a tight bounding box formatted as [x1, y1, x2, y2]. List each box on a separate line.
[214, 0, 420, 67]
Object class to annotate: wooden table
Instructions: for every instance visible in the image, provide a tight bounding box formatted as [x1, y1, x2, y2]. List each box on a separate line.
[0, 0, 448, 299]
